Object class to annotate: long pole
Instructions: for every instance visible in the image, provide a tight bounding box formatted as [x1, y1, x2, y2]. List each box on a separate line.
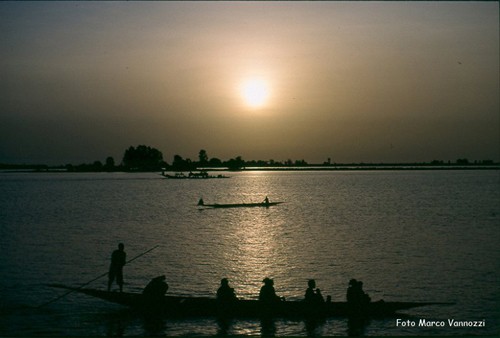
[38, 244, 160, 308]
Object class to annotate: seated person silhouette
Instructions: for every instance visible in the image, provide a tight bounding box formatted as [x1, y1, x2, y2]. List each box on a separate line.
[304, 279, 325, 304]
[143, 275, 168, 299]
[346, 279, 371, 314]
[216, 278, 238, 302]
[259, 278, 282, 303]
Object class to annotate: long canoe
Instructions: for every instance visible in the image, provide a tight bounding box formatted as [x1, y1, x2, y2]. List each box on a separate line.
[162, 173, 229, 179]
[200, 202, 284, 209]
[48, 284, 451, 318]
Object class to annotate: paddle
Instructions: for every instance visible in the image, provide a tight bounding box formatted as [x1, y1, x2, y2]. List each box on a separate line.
[38, 244, 160, 308]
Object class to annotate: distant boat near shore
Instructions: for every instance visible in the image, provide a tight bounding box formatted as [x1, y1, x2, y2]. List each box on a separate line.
[161, 171, 229, 179]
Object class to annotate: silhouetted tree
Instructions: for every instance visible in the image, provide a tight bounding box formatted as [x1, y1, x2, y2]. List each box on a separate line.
[93, 161, 103, 170]
[122, 145, 165, 171]
[208, 157, 223, 167]
[226, 156, 245, 170]
[105, 156, 115, 171]
[198, 149, 208, 166]
[172, 154, 195, 171]
[172, 154, 185, 171]
[106, 156, 115, 167]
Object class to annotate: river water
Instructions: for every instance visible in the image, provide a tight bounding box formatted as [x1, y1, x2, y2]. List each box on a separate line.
[1, 170, 499, 336]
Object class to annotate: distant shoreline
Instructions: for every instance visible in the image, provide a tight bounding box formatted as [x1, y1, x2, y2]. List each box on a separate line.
[229, 165, 500, 171]
[1, 164, 499, 173]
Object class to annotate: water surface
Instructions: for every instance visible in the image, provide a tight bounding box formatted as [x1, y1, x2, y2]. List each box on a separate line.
[1, 170, 498, 336]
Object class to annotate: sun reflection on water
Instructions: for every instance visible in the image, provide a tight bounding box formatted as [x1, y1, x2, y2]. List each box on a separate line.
[218, 210, 293, 299]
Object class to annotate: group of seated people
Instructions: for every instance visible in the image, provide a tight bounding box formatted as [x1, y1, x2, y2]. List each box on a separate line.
[142, 275, 371, 308]
[217, 277, 321, 304]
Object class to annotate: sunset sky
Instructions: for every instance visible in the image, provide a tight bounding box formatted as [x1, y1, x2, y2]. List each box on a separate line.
[1, 1, 498, 165]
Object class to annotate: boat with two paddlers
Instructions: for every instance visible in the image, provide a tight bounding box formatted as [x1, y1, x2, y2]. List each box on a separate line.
[48, 284, 451, 319]
[198, 197, 283, 209]
[200, 202, 284, 209]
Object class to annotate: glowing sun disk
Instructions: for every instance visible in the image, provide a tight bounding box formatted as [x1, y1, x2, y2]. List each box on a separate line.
[241, 79, 269, 108]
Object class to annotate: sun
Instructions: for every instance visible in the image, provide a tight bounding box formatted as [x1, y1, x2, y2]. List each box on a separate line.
[241, 79, 269, 108]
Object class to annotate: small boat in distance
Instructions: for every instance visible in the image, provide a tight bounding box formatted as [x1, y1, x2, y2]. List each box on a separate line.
[200, 202, 284, 209]
[161, 171, 229, 179]
[198, 197, 283, 209]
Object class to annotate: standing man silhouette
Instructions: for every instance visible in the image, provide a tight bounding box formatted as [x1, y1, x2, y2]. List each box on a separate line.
[108, 243, 126, 292]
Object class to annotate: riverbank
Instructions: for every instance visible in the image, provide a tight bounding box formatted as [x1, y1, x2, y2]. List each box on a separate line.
[1, 164, 499, 173]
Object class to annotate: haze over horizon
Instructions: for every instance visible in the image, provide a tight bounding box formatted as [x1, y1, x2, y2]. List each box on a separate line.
[1, 2, 498, 165]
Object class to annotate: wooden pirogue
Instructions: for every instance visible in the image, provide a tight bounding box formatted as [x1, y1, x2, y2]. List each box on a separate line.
[200, 202, 284, 209]
[48, 284, 451, 318]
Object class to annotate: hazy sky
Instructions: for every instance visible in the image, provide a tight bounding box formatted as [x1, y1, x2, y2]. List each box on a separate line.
[1, 1, 498, 165]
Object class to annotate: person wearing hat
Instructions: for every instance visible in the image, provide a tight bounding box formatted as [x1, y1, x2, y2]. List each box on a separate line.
[216, 278, 237, 302]
[259, 278, 282, 303]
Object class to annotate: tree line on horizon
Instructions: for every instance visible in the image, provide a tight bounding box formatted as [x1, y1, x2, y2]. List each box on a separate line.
[118, 146, 309, 171]
[0, 144, 497, 172]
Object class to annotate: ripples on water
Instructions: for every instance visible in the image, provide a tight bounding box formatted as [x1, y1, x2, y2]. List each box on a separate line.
[1, 170, 499, 336]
